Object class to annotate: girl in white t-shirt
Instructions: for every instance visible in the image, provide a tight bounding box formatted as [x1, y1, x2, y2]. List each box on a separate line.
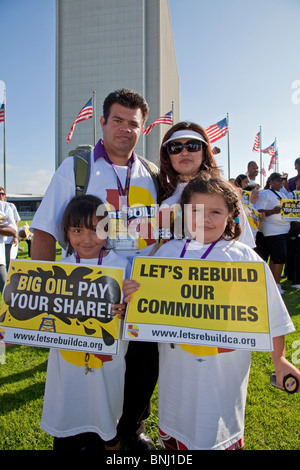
[124, 174, 300, 450]
[41, 195, 130, 451]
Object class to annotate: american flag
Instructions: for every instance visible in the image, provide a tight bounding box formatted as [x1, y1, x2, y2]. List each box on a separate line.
[268, 156, 276, 171]
[260, 167, 267, 177]
[205, 117, 228, 143]
[142, 110, 173, 135]
[262, 141, 275, 156]
[67, 98, 93, 143]
[0, 103, 4, 124]
[252, 131, 260, 152]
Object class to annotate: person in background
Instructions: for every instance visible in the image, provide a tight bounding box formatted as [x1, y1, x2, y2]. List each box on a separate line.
[0, 187, 21, 268]
[285, 157, 300, 192]
[234, 174, 250, 189]
[0, 201, 17, 291]
[285, 175, 300, 288]
[254, 172, 293, 294]
[247, 161, 259, 184]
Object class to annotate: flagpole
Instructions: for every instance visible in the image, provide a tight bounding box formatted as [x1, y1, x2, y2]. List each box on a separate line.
[226, 113, 230, 179]
[275, 137, 278, 172]
[93, 90, 96, 147]
[172, 101, 174, 125]
[3, 87, 6, 189]
[259, 126, 262, 187]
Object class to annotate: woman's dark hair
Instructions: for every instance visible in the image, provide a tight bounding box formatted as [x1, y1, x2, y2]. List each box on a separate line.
[62, 194, 109, 253]
[159, 122, 220, 203]
[234, 174, 248, 188]
[180, 173, 242, 241]
[264, 172, 282, 189]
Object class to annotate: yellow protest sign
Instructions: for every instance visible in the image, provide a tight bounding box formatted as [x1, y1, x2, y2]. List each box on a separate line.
[0, 260, 124, 355]
[124, 257, 272, 351]
[281, 199, 300, 220]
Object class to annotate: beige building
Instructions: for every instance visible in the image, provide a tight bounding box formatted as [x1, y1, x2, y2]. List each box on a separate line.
[56, 0, 180, 167]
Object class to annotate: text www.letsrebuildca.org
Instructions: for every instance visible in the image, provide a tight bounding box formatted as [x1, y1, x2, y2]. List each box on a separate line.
[151, 328, 256, 348]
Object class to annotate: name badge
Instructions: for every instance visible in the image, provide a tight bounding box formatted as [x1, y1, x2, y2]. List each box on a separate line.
[111, 236, 139, 251]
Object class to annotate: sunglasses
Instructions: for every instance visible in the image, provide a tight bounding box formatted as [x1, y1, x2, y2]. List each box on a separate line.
[0, 193, 5, 196]
[167, 140, 203, 155]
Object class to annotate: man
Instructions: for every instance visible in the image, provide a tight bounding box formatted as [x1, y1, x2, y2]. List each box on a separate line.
[247, 161, 259, 184]
[31, 89, 158, 450]
[286, 157, 300, 192]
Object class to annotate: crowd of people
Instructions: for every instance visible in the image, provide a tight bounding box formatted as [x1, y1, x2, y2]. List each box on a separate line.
[1, 88, 300, 451]
[231, 158, 300, 294]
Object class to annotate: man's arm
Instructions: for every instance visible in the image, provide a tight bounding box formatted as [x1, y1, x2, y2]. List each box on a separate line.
[31, 229, 56, 261]
[0, 226, 17, 237]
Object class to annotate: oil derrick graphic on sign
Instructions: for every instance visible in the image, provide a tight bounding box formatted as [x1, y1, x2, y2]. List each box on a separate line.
[39, 315, 56, 332]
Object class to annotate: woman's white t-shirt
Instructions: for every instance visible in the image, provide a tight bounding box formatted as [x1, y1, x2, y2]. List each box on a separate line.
[254, 189, 291, 236]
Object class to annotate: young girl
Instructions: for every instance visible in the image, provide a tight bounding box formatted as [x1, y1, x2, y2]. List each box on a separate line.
[124, 174, 300, 450]
[41, 195, 130, 451]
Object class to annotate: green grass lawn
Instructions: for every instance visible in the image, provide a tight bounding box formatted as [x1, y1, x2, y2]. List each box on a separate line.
[0, 239, 299, 450]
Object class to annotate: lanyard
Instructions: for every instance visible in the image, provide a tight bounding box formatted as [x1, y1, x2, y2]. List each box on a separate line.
[268, 188, 282, 200]
[104, 154, 134, 200]
[180, 238, 220, 259]
[75, 248, 104, 265]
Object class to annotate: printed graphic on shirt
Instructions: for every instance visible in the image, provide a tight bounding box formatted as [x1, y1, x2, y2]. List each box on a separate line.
[179, 344, 234, 357]
[59, 350, 113, 369]
[0, 260, 124, 355]
[106, 186, 157, 249]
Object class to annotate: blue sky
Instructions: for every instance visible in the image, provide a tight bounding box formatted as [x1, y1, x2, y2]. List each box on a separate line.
[1, 0, 300, 194]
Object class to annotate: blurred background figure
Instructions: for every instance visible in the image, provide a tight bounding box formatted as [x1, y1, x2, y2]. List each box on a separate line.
[0, 187, 21, 269]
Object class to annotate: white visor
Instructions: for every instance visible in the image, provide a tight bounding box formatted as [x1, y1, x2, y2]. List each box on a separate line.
[163, 130, 208, 147]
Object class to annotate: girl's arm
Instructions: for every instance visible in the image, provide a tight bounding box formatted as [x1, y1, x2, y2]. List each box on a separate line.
[271, 335, 300, 391]
[123, 279, 140, 303]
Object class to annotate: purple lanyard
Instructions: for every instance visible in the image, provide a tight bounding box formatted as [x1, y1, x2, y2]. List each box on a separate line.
[75, 248, 104, 265]
[104, 154, 134, 200]
[180, 238, 219, 259]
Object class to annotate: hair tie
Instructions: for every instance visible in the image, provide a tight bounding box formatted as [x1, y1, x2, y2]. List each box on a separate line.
[235, 217, 240, 224]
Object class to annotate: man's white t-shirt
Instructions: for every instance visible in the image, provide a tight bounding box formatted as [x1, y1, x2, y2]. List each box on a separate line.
[31, 147, 158, 259]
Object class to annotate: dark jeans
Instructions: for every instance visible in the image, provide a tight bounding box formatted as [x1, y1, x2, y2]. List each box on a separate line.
[117, 341, 159, 439]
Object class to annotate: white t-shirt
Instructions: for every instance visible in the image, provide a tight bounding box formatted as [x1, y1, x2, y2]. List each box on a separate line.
[0, 202, 17, 265]
[254, 188, 290, 236]
[159, 183, 256, 248]
[5, 202, 21, 245]
[155, 238, 295, 450]
[31, 147, 158, 259]
[41, 249, 130, 442]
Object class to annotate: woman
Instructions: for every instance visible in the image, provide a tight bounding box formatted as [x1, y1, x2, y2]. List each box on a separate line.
[234, 174, 250, 189]
[158, 121, 255, 248]
[254, 172, 292, 294]
[159, 122, 219, 205]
